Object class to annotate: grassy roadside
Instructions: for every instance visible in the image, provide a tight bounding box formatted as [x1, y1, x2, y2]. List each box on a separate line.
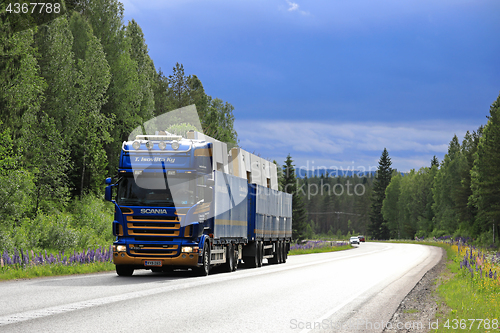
[0, 262, 116, 281]
[387, 240, 500, 332]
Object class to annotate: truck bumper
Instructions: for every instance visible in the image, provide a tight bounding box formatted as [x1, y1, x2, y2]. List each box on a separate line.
[113, 252, 199, 267]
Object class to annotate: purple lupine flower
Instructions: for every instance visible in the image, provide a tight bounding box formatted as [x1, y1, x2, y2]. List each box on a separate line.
[489, 269, 493, 278]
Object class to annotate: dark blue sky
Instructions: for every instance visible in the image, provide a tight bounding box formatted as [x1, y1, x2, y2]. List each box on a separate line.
[123, 0, 500, 171]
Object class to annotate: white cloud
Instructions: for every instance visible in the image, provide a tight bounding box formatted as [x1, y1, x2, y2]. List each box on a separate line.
[286, 0, 299, 11]
[284, 0, 310, 16]
[234, 119, 473, 172]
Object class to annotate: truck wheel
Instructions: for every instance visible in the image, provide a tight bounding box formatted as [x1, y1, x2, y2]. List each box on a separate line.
[224, 244, 235, 272]
[116, 265, 134, 276]
[197, 241, 211, 276]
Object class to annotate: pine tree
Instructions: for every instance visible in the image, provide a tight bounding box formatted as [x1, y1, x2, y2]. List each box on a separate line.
[431, 156, 439, 167]
[368, 148, 392, 239]
[282, 154, 308, 241]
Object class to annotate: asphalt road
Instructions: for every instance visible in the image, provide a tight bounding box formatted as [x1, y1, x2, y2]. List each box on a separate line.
[0, 242, 442, 333]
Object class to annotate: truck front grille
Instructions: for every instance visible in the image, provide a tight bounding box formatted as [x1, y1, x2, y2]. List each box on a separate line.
[126, 215, 181, 237]
[129, 244, 179, 256]
[125, 215, 182, 257]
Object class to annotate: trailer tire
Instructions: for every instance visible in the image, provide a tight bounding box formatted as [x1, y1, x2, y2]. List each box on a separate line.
[257, 241, 263, 267]
[232, 246, 238, 271]
[116, 265, 134, 276]
[281, 242, 287, 263]
[244, 242, 259, 268]
[224, 244, 235, 272]
[268, 242, 279, 265]
[197, 241, 210, 276]
[278, 241, 283, 264]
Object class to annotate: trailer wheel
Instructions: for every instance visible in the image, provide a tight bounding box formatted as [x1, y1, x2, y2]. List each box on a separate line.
[244, 242, 259, 268]
[257, 241, 263, 267]
[281, 242, 287, 263]
[224, 244, 235, 272]
[116, 265, 134, 276]
[197, 241, 210, 276]
[268, 242, 279, 265]
[278, 241, 283, 264]
[232, 246, 238, 271]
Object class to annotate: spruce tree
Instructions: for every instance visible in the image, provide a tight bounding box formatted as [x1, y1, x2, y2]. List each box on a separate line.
[368, 148, 392, 239]
[282, 154, 308, 241]
[470, 93, 500, 235]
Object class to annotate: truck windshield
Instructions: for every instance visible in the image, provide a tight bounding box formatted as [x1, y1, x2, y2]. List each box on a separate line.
[117, 174, 196, 207]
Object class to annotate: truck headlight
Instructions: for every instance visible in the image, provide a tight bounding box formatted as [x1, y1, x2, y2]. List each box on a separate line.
[181, 246, 199, 253]
[132, 141, 140, 150]
[171, 141, 180, 150]
[115, 245, 126, 252]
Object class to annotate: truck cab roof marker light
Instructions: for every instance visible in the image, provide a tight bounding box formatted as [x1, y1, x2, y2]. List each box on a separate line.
[121, 141, 192, 153]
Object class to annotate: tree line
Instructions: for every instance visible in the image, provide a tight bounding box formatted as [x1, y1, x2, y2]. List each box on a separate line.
[0, 0, 237, 252]
[285, 92, 500, 246]
[368, 93, 500, 245]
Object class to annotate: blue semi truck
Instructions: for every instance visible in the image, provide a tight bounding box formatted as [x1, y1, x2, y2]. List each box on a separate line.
[105, 129, 292, 276]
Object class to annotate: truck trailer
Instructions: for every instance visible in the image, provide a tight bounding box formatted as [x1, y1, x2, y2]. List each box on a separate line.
[105, 125, 292, 276]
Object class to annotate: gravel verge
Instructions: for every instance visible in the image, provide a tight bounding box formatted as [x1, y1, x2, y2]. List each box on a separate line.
[383, 247, 449, 333]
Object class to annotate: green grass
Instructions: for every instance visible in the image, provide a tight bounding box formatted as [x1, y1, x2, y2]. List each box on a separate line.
[288, 244, 352, 255]
[0, 262, 115, 281]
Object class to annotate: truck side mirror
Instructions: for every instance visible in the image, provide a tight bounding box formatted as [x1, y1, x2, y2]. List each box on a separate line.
[204, 186, 213, 203]
[105, 186, 113, 202]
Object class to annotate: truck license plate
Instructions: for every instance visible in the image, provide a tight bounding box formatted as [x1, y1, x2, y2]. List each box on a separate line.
[144, 260, 162, 267]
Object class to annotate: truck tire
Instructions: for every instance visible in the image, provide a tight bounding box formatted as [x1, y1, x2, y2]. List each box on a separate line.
[224, 244, 235, 272]
[116, 265, 134, 276]
[197, 241, 211, 276]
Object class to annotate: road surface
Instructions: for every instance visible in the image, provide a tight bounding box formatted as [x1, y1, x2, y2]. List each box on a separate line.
[0, 242, 442, 332]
